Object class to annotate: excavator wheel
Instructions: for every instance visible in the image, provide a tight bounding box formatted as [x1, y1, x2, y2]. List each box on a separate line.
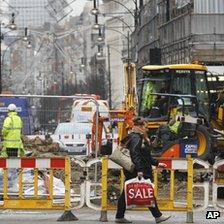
[196, 125, 213, 162]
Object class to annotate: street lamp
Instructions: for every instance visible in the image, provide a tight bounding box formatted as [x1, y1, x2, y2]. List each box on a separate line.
[7, 13, 17, 30]
[91, 8, 100, 15]
[97, 45, 103, 57]
[107, 45, 112, 108]
[97, 27, 131, 60]
[97, 28, 104, 43]
[91, 1, 139, 109]
[93, 14, 101, 30]
[93, 23, 101, 30]
[91, 0, 139, 27]
[23, 27, 28, 42]
[91, 0, 100, 15]
[91, 5, 134, 60]
[93, 14, 134, 33]
[81, 57, 86, 68]
[26, 41, 32, 49]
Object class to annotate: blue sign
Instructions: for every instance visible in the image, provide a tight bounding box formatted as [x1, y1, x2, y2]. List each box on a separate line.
[0, 96, 33, 134]
[184, 144, 198, 154]
[180, 139, 198, 158]
[0, 97, 29, 116]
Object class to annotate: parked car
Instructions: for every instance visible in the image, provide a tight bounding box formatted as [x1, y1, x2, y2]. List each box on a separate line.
[52, 122, 92, 156]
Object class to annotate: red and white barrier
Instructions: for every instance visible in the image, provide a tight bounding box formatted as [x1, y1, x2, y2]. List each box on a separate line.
[0, 158, 66, 169]
[158, 159, 188, 170]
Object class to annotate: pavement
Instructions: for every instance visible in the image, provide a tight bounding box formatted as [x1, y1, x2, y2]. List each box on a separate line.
[0, 208, 223, 224]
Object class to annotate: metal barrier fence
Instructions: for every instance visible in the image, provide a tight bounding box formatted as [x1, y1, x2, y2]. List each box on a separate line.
[213, 160, 224, 210]
[193, 159, 210, 211]
[0, 94, 108, 156]
[0, 95, 74, 135]
[0, 156, 77, 221]
[0, 94, 104, 135]
[99, 156, 194, 223]
[68, 157, 224, 222]
[0, 155, 223, 222]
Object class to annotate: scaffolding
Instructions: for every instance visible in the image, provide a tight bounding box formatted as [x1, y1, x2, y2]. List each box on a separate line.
[136, 0, 224, 66]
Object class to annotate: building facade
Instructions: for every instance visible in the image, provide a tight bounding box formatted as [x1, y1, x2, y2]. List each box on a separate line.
[134, 0, 224, 68]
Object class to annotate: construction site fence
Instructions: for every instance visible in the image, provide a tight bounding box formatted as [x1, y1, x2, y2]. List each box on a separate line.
[100, 156, 194, 223]
[69, 156, 224, 223]
[0, 155, 223, 222]
[0, 156, 77, 221]
[0, 94, 107, 135]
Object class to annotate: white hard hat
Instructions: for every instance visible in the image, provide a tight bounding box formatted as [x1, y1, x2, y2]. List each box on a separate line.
[7, 104, 17, 111]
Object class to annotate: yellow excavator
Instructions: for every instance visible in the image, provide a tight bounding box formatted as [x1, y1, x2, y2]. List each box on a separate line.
[137, 63, 224, 162]
[98, 62, 224, 162]
[112, 63, 224, 162]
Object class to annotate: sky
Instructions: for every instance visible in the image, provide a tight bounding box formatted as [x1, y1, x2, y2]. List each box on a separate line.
[70, 0, 102, 16]
[71, 0, 88, 16]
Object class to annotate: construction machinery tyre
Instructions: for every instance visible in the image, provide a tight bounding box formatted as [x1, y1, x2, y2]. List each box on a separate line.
[196, 125, 213, 161]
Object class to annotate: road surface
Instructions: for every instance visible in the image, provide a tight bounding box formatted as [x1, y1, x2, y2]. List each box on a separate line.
[0, 207, 223, 223]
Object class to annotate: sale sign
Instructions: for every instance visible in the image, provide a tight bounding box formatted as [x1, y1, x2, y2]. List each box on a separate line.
[125, 177, 155, 207]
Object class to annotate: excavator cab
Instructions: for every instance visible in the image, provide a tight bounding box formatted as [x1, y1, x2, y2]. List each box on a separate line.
[138, 64, 213, 161]
[139, 64, 209, 119]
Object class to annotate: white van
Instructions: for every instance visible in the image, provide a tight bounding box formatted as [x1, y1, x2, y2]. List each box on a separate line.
[70, 99, 109, 123]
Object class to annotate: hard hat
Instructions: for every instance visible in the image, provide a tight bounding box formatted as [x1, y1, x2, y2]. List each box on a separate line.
[7, 103, 17, 111]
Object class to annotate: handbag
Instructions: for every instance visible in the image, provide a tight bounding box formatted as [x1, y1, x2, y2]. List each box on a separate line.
[125, 177, 155, 208]
[109, 145, 135, 172]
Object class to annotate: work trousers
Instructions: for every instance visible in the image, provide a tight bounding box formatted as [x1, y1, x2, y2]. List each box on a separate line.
[115, 188, 162, 219]
[6, 148, 18, 157]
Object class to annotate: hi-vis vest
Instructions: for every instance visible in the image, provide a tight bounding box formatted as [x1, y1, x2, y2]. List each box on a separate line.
[169, 120, 181, 134]
[2, 111, 23, 149]
[142, 82, 155, 110]
[168, 111, 182, 134]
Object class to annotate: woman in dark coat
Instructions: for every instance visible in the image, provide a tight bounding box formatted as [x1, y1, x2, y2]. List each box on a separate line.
[115, 118, 171, 224]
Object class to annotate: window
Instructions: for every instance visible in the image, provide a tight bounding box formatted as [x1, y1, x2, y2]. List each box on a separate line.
[195, 71, 209, 117]
[139, 70, 170, 117]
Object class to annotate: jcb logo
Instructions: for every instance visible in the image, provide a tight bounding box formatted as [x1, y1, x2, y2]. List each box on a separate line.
[206, 211, 220, 219]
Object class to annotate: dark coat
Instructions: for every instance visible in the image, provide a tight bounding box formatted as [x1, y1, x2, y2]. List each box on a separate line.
[122, 132, 158, 180]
